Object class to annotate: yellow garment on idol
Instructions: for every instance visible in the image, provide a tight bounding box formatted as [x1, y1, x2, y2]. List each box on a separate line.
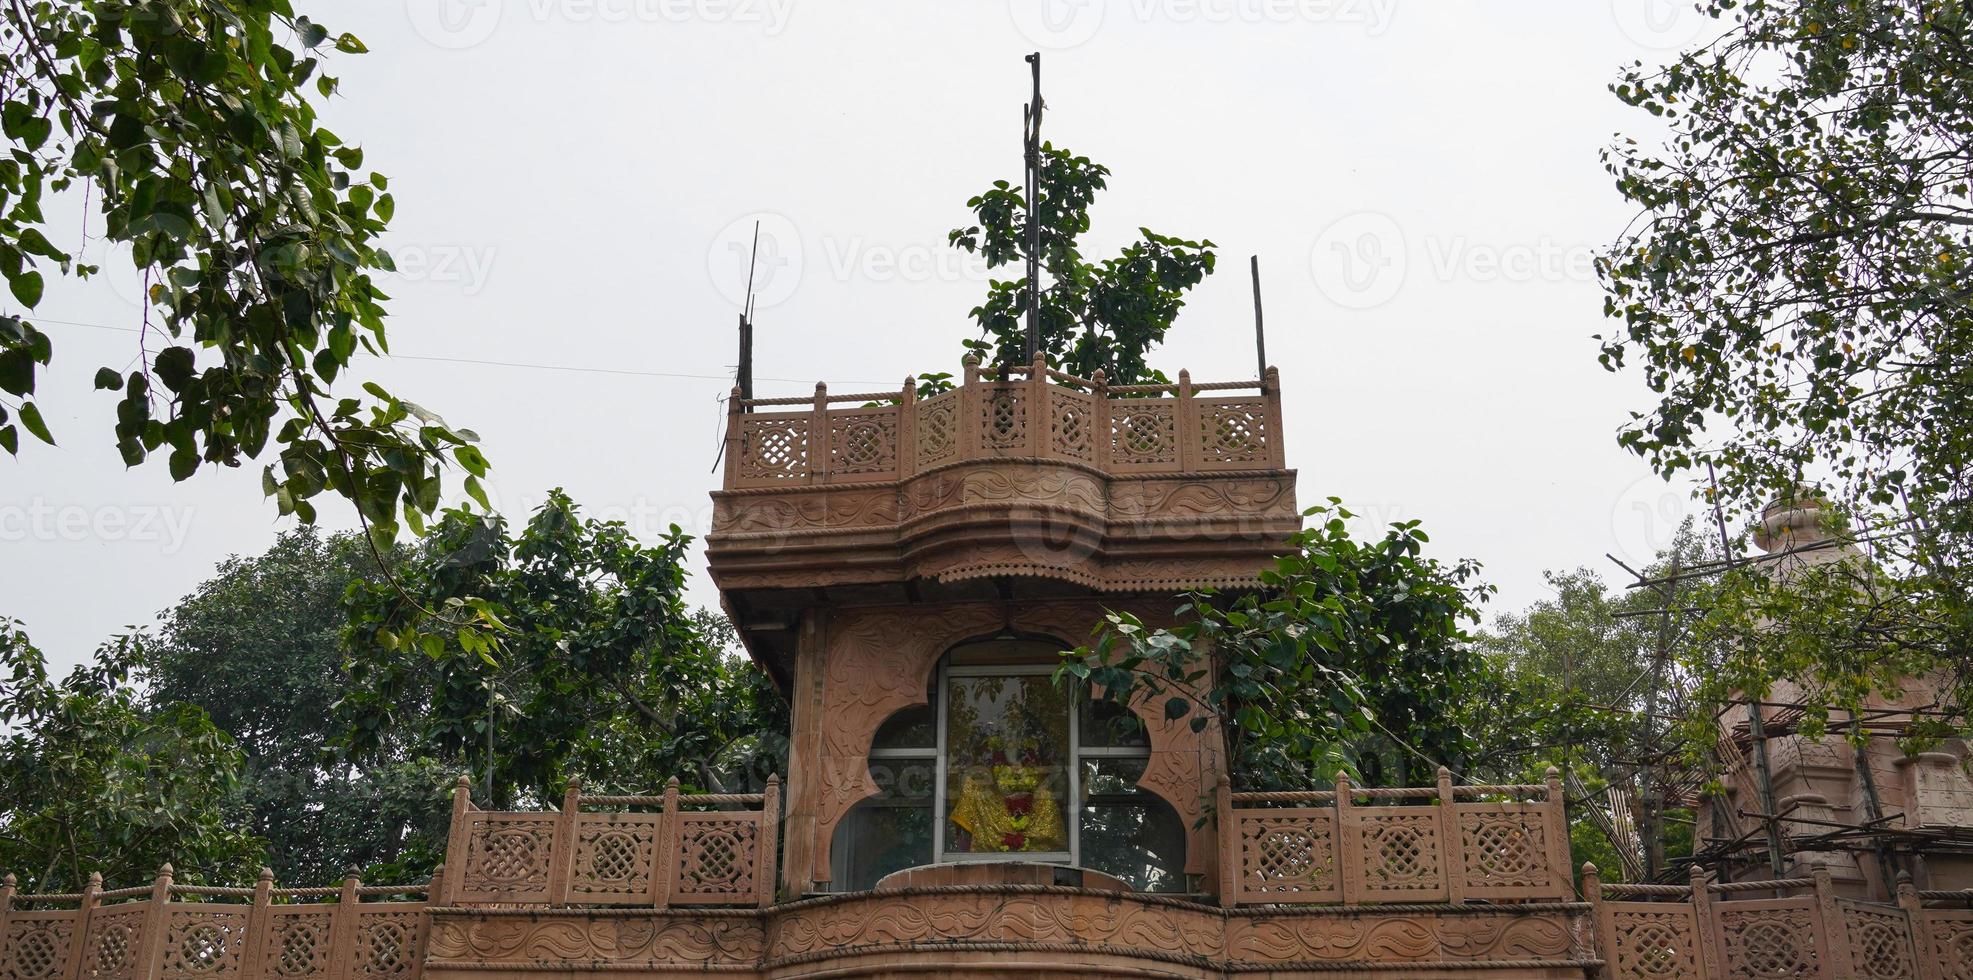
[949, 765, 1065, 852]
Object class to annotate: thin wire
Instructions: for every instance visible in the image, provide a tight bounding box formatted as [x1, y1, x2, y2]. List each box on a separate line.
[32, 315, 892, 387]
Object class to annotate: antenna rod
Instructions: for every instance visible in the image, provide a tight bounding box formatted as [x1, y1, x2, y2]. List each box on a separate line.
[1250, 255, 1267, 380]
[738, 221, 760, 403]
[1022, 52, 1042, 367]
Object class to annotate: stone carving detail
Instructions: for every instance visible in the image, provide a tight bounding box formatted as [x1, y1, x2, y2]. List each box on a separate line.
[352, 912, 421, 980]
[916, 393, 958, 467]
[1358, 813, 1442, 895]
[84, 907, 145, 980]
[162, 910, 245, 979]
[1458, 811, 1546, 889]
[425, 913, 765, 967]
[712, 490, 897, 534]
[264, 913, 332, 980]
[829, 410, 897, 475]
[1930, 913, 1973, 980]
[768, 891, 1226, 963]
[1225, 908, 1579, 964]
[1050, 390, 1095, 461]
[1841, 903, 1915, 980]
[1199, 400, 1269, 464]
[460, 816, 556, 898]
[572, 816, 661, 900]
[739, 417, 809, 482]
[981, 389, 1027, 450]
[1, 920, 72, 980]
[1238, 812, 1337, 897]
[1719, 907, 1818, 979]
[673, 817, 757, 900]
[1609, 908, 1700, 979]
[1109, 404, 1176, 465]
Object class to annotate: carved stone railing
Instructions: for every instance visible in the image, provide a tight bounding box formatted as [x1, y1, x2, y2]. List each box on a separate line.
[722, 354, 1284, 491]
[1585, 865, 1969, 979]
[1217, 767, 1573, 906]
[435, 776, 780, 909]
[0, 866, 428, 980]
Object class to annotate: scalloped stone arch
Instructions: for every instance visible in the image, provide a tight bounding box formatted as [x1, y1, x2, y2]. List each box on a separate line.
[806, 599, 1221, 889]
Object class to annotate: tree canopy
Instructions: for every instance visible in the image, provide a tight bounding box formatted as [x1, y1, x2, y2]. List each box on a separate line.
[338, 491, 786, 807]
[946, 145, 1215, 386]
[1601, 0, 1973, 739]
[0, 1, 482, 537]
[1065, 501, 1495, 790]
[0, 619, 263, 893]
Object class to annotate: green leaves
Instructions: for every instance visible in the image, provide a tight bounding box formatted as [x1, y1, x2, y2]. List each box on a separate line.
[1067, 499, 1493, 791]
[946, 143, 1214, 384]
[0, 1, 477, 529]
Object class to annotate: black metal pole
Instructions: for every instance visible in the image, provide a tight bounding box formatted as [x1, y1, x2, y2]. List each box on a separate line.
[1023, 52, 1042, 367]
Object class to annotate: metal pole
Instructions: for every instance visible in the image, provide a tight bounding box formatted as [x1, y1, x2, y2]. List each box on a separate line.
[1250, 255, 1267, 381]
[1023, 52, 1042, 367]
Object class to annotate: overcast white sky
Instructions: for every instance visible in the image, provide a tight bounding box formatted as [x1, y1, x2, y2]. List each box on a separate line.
[3, 0, 1723, 671]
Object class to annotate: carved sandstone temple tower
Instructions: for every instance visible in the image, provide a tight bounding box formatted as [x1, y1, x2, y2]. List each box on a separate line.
[707, 354, 1297, 897]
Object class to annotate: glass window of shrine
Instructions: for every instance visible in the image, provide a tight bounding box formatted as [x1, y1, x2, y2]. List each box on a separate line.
[831, 637, 1186, 892]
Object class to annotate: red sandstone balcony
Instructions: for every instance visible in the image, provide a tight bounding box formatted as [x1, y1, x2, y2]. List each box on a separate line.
[708, 356, 1301, 670]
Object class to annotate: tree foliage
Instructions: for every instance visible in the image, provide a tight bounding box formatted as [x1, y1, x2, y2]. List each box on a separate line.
[0, 1, 481, 536]
[0, 618, 262, 893]
[339, 491, 786, 806]
[1063, 501, 1494, 789]
[143, 527, 457, 884]
[1601, 0, 1973, 738]
[946, 145, 1215, 385]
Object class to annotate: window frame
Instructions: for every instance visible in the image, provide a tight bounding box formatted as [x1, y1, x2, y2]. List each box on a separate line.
[930, 657, 1152, 868]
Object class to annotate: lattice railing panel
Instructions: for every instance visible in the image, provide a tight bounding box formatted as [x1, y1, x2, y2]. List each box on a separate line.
[1048, 389, 1096, 463]
[1718, 900, 1820, 980]
[915, 390, 960, 468]
[260, 909, 332, 980]
[1107, 401, 1178, 470]
[1352, 809, 1448, 902]
[81, 905, 146, 980]
[1922, 908, 1973, 980]
[159, 906, 245, 980]
[1232, 809, 1339, 903]
[668, 813, 760, 905]
[1, 913, 76, 980]
[827, 408, 899, 478]
[1839, 900, 1916, 980]
[1606, 904, 1702, 980]
[979, 387, 1029, 453]
[456, 813, 558, 903]
[350, 910, 423, 980]
[736, 414, 811, 485]
[1196, 397, 1270, 466]
[1453, 803, 1552, 899]
[570, 812, 664, 904]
